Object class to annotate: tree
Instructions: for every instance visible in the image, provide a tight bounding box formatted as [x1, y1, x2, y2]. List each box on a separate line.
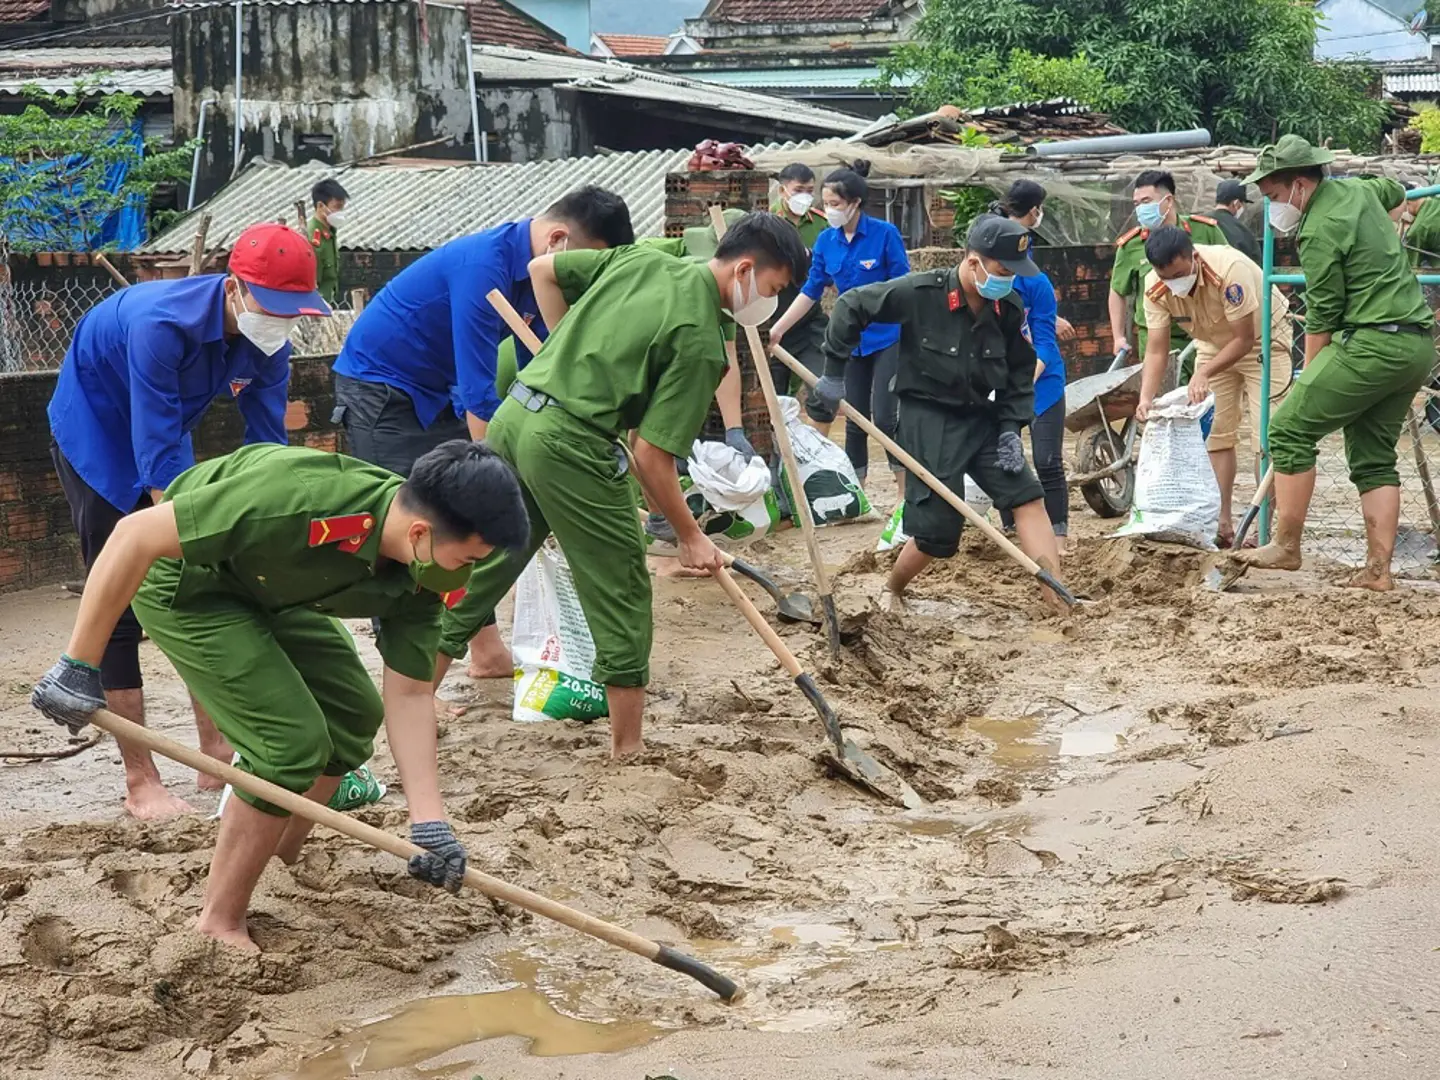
[878, 0, 1391, 152]
[0, 80, 195, 253]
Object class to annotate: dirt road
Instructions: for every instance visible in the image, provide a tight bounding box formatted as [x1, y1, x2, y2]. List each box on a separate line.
[3, 503, 1440, 1079]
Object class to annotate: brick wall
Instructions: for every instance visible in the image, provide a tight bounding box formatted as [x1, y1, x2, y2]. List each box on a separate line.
[0, 355, 342, 594]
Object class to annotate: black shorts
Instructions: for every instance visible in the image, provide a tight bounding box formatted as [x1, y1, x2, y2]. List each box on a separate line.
[897, 397, 1045, 559]
[332, 374, 469, 477]
[50, 442, 149, 690]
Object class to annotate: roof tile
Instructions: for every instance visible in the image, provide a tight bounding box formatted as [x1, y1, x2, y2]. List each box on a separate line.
[0, 0, 49, 23]
[706, 0, 891, 22]
[594, 32, 668, 56]
[467, 0, 575, 55]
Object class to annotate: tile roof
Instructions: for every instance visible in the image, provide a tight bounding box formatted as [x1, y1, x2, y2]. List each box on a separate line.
[467, 0, 574, 54]
[0, 46, 172, 95]
[472, 44, 867, 134]
[704, 0, 892, 22]
[0, 0, 48, 22]
[144, 149, 692, 253]
[594, 32, 668, 56]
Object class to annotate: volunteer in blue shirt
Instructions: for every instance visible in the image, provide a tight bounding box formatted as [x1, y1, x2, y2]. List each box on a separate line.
[990, 181, 1075, 548]
[767, 159, 911, 491]
[47, 221, 330, 822]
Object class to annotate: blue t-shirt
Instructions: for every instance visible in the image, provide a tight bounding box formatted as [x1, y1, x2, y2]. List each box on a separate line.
[333, 219, 547, 426]
[48, 275, 290, 512]
[801, 214, 910, 357]
[1014, 270, 1066, 417]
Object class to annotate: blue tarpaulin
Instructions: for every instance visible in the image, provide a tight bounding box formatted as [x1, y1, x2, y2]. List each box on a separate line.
[1, 121, 148, 251]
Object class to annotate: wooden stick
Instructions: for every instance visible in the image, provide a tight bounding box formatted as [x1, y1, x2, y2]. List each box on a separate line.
[92, 252, 130, 288]
[770, 344, 1076, 606]
[86, 707, 742, 1002]
[188, 213, 212, 277]
[1408, 408, 1440, 539]
[295, 199, 308, 232]
[708, 205, 842, 654]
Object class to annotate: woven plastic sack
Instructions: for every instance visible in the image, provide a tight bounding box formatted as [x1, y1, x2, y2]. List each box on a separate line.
[776, 396, 876, 526]
[511, 541, 609, 724]
[1113, 386, 1220, 550]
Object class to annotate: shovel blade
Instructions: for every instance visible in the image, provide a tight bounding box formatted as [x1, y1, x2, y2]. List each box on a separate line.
[796, 672, 924, 809]
[775, 592, 820, 625]
[1203, 556, 1250, 592]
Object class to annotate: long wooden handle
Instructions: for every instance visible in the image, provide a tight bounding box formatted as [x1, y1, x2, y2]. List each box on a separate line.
[771, 344, 1043, 577]
[713, 567, 803, 678]
[85, 707, 742, 1001]
[1252, 465, 1275, 508]
[1407, 409, 1440, 538]
[708, 206, 841, 652]
[488, 287, 543, 353]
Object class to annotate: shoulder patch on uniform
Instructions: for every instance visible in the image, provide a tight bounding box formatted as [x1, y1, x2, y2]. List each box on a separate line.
[308, 512, 375, 554]
[1117, 227, 1142, 245]
[1145, 277, 1170, 302]
[1190, 213, 1218, 226]
[310, 228, 323, 247]
[1225, 282, 1245, 305]
[441, 587, 467, 609]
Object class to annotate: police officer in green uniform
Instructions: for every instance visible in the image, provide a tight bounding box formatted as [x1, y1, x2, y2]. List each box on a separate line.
[436, 213, 808, 759]
[805, 215, 1064, 613]
[307, 178, 349, 307]
[1109, 170, 1230, 371]
[770, 163, 831, 399]
[31, 441, 529, 952]
[1237, 135, 1436, 591]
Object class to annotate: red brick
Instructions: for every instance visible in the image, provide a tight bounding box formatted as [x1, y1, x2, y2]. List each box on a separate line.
[285, 400, 311, 431]
[0, 470, 18, 503]
[0, 548, 24, 589]
[303, 431, 339, 452]
[3, 504, 50, 542]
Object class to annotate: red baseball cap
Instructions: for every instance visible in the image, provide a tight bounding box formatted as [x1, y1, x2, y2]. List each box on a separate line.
[229, 222, 331, 317]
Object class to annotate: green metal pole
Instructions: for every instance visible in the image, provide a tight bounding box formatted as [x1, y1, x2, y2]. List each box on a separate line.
[1259, 198, 1275, 544]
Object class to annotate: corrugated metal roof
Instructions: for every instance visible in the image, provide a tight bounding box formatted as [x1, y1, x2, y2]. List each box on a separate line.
[1385, 71, 1440, 93]
[0, 48, 173, 94]
[0, 67, 171, 95]
[143, 148, 691, 253]
[472, 44, 867, 133]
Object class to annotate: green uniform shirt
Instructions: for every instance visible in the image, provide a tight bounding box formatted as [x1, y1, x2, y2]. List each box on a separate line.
[638, 223, 737, 342]
[307, 216, 340, 306]
[1299, 176, 1432, 333]
[1406, 197, 1440, 268]
[150, 444, 445, 681]
[521, 245, 728, 459]
[1112, 213, 1231, 350]
[774, 202, 828, 325]
[825, 268, 1036, 428]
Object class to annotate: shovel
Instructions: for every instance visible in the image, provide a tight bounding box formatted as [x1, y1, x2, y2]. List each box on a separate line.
[84, 708, 744, 1002]
[712, 565, 923, 809]
[719, 551, 818, 625]
[1203, 466, 1275, 591]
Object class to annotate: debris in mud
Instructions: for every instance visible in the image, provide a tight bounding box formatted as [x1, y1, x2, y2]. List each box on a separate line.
[1218, 869, 1347, 904]
[1148, 693, 1260, 749]
[1064, 538, 1215, 600]
[974, 778, 1022, 805]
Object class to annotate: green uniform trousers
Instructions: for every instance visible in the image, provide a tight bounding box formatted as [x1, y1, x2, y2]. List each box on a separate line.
[898, 396, 1045, 559]
[1269, 327, 1435, 493]
[439, 398, 653, 687]
[132, 561, 384, 815]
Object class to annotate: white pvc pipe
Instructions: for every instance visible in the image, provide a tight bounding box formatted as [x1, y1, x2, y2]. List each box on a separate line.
[231, 0, 243, 177]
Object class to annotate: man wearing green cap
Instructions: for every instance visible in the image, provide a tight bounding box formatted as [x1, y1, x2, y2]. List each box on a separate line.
[1237, 134, 1435, 590]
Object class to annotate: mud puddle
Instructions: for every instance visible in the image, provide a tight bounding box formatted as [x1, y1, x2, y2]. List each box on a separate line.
[969, 706, 1138, 782]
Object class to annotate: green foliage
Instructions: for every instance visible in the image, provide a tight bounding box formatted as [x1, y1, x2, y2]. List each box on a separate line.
[1411, 106, 1440, 153]
[877, 0, 1390, 152]
[941, 186, 999, 243]
[0, 80, 195, 253]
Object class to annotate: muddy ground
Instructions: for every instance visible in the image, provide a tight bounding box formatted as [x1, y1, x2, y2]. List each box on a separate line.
[4, 473, 1440, 1080]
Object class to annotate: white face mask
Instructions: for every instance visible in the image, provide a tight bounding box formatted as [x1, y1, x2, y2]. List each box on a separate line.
[1164, 271, 1197, 296]
[234, 288, 295, 356]
[325, 208, 349, 228]
[729, 266, 778, 327]
[1268, 185, 1303, 236]
[787, 191, 814, 216]
[824, 204, 854, 230]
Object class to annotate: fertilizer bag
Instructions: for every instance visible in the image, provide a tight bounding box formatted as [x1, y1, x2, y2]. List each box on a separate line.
[1113, 387, 1220, 550]
[683, 440, 781, 542]
[511, 540, 609, 724]
[776, 396, 875, 526]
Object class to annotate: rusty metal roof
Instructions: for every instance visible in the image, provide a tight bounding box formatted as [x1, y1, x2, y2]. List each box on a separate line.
[143, 149, 693, 253]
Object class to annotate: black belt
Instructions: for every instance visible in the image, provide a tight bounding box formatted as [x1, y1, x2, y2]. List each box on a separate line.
[508, 381, 560, 412]
[1350, 323, 1429, 335]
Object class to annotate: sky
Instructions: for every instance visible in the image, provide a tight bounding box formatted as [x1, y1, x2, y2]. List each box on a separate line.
[590, 0, 706, 34]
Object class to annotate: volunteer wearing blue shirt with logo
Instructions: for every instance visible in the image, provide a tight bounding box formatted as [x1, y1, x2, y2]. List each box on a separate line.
[47, 221, 330, 821]
[990, 181, 1076, 549]
[767, 159, 910, 491]
[331, 186, 633, 678]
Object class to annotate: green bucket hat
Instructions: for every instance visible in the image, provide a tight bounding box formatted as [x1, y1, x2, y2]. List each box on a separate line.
[1243, 133, 1336, 185]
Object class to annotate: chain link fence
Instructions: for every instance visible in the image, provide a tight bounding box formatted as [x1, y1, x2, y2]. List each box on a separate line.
[0, 275, 117, 374]
[1263, 280, 1440, 577]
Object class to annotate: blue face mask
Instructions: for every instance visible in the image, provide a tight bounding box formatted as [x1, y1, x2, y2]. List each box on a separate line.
[1135, 200, 1166, 230]
[976, 262, 1015, 300]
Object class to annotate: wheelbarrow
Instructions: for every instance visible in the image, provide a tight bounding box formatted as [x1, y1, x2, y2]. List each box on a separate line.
[1064, 347, 1142, 518]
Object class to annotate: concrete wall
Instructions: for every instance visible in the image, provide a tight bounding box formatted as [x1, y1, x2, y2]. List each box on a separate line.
[478, 86, 586, 162]
[173, 1, 474, 202]
[0, 356, 342, 594]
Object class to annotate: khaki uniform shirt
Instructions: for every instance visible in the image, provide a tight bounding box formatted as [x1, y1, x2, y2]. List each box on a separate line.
[1112, 213, 1231, 353]
[1142, 244, 1291, 364]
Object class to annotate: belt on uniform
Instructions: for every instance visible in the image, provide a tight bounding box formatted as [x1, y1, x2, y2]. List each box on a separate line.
[1348, 323, 1428, 335]
[508, 381, 560, 412]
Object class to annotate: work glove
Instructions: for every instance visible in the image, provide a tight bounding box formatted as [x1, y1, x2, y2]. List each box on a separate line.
[804, 372, 846, 424]
[408, 820, 467, 894]
[724, 427, 758, 461]
[644, 512, 678, 546]
[996, 430, 1026, 475]
[32, 655, 106, 735]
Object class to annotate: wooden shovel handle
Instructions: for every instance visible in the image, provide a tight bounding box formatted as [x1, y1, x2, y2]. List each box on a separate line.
[488, 288, 544, 354]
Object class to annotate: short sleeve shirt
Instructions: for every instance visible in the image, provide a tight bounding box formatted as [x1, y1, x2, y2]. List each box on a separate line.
[149, 444, 446, 681]
[520, 246, 728, 458]
[1142, 244, 1288, 359]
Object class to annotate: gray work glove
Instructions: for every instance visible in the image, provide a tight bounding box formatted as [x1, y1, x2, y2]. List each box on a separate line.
[724, 426, 758, 461]
[804, 372, 846, 423]
[996, 430, 1026, 475]
[408, 820, 467, 894]
[32, 655, 105, 735]
[644, 512, 677, 546]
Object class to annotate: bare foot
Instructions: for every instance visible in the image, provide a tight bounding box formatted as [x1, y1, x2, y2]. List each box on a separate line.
[1345, 561, 1394, 592]
[196, 917, 260, 953]
[1234, 541, 1302, 571]
[878, 588, 908, 615]
[124, 781, 195, 821]
[610, 738, 644, 760]
[196, 770, 226, 793]
[466, 657, 514, 679]
[1035, 557, 1071, 617]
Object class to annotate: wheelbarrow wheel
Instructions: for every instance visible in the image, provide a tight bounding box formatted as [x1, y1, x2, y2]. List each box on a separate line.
[1076, 425, 1134, 519]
